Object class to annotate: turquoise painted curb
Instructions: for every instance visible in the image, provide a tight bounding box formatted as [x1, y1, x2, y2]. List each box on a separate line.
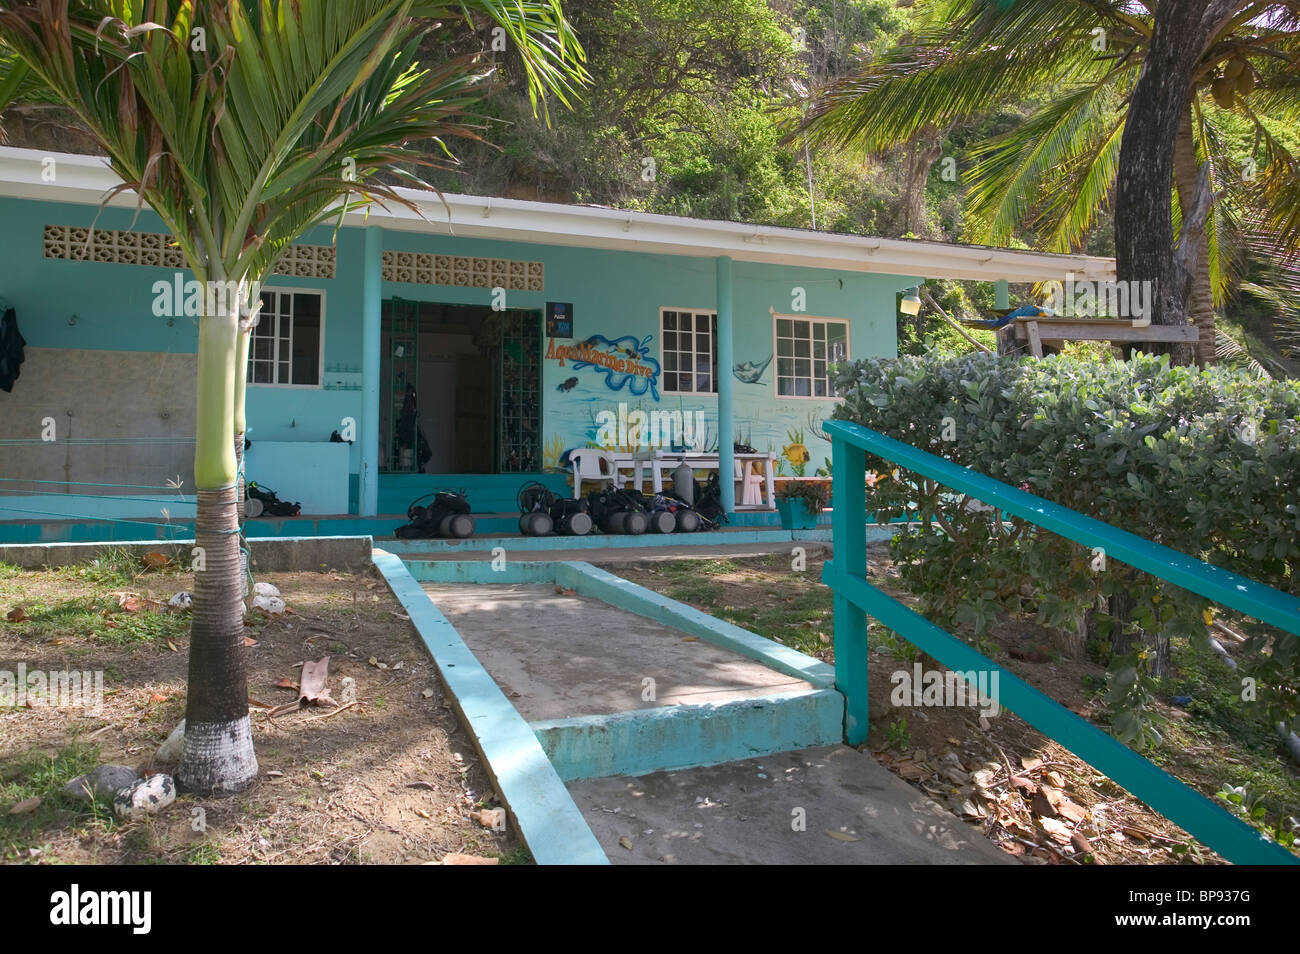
[554, 562, 836, 690]
[373, 549, 608, 865]
[531, 688, 844, 782]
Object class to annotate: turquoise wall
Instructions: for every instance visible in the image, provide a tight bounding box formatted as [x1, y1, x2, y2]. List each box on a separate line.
[0, 197, 363, 481]
[0, 195, 907, 515]
[379, 230, 908, 478]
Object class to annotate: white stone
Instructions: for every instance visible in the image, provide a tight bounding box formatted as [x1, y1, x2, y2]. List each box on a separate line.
[253, 581, 281, 598]
[251, 593, 286, 614]
[113, 774, 176, 819]
[155, 720, 186, 764]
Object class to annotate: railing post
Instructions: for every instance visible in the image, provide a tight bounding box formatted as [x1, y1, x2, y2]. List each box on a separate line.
[831, 433, 870, 745]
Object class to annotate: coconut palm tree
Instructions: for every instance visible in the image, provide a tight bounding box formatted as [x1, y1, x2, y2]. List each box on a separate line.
[0, 0, 586, 794]
[795, 0, 1300, 366]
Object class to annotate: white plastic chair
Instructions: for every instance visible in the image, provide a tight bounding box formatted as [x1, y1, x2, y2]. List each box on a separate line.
[735, 459, 765, 506]
[569, 448, 623, 498]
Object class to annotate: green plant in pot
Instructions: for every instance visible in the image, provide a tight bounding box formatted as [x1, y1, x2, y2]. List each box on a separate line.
[776, 481, 830, 530]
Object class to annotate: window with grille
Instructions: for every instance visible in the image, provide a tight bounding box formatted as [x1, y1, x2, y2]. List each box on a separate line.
[249, 289, 323, 386]
[661, 308, 718, 394]
[775, 315, 849, 398]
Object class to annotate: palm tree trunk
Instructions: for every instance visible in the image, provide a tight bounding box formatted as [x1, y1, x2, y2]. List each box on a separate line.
[177, 285, 258, 795]
[1173, 113, 1217, 366]
[1114, 0, 1218, 366]
[898, 129, 943, 238]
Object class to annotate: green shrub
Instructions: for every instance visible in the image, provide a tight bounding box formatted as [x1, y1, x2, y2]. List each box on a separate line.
[833, 351, 1300, 746]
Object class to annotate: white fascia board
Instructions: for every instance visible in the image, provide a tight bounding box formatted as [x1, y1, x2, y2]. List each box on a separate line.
[0, 146, 1116, 283]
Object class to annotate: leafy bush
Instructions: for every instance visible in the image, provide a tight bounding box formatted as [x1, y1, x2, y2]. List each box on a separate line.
[833, 351, 1300, 747]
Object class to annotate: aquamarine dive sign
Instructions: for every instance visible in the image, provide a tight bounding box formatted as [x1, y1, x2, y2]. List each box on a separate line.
[546, 333, 661, 399]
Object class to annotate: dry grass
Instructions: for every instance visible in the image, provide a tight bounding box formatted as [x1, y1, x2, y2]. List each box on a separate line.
[0, 552, 524, 865]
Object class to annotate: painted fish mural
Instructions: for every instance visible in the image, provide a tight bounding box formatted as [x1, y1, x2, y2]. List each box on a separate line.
[733, 354, 773, 384]
[557, 376, 579, 392]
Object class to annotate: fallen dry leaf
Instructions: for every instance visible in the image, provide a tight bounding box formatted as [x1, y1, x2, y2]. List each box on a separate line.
[8, 797, 41, 815]
[441, 853, 498, 865]
[1057, 798, 1089, 824]
[141, 552, 170, 569]
[472, 808, 506, 830]
[298, 656, 337, 707]
[149, 693, 167, 703]
[1039, 817, 1073, 844]
[165, 641, 178, 653]
[825, 829, 861, 842]
[618, 836, 634, 850]
[274, 678, 298, 691]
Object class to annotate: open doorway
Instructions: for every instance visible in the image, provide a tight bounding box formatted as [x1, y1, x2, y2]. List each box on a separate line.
[379, 300, 541, 474]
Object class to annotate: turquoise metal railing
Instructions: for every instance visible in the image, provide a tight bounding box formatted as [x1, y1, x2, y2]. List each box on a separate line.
[821, 418, 1300, 865]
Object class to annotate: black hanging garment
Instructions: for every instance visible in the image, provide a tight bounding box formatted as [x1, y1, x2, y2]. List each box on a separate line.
[395, 384, 432, 470]
[0, 308, 26, 393]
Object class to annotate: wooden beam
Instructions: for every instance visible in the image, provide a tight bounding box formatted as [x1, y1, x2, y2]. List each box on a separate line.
[1013, 321, 1198, 344]
[1025, 320, 1044, 357]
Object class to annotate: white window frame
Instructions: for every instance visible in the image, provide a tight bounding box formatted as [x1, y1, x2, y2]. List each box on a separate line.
[659, 306, 719, 396]
[248, 287, 326, 389]
[772, 312, 850, 400]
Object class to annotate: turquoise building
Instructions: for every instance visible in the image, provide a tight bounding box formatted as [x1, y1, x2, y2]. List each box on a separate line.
[0, 146, 1114, 531]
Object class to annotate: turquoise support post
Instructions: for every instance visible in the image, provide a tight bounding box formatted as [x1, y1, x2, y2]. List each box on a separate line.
[994, 279, 1010, 311]
[359, 227, 382, 517]
[716, 256, 735, 514]
[829, 434, 869, 744]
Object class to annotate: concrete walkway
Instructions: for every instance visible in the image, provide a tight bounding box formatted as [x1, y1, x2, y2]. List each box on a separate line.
[422, 584, 813, 719]
[417, 576, 1012, 864]
[570, 746, 1013, 865]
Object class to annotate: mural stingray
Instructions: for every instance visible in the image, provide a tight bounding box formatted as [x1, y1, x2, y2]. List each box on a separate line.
[733, 354, 772, 384]
[548, 333, 661, 400]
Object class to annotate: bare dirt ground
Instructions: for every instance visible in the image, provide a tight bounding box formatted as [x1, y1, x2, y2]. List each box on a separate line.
[616, 549, 1300, 865]
[0, 552, 522, 865]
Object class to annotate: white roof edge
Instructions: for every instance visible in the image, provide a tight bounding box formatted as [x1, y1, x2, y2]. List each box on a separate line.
[0, 146, 1117, 283]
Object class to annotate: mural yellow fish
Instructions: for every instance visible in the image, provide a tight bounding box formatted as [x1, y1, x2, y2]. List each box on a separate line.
[782, 443, 810, 466]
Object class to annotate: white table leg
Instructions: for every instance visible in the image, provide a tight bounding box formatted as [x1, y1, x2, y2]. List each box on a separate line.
[765, 456, 776, 509]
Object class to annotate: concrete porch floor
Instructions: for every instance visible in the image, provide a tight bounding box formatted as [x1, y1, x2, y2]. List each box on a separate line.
[398, 539, 830, 566]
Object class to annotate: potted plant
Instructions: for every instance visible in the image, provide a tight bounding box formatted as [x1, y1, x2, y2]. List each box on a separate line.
[776, 480, 830, 530]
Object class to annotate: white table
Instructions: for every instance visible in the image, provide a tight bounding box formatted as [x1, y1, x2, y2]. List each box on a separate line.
[609, 450, 777, 509]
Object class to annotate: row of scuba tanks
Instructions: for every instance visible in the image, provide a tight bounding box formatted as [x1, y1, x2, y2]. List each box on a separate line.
[394, 471, 725, 540]
[517, 481, 708, 537]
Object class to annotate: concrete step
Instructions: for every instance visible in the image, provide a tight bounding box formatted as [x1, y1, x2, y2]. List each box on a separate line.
[420, 582, 842, 780]
[394, 525, 831, 556]
[569, 745, 1015, 865]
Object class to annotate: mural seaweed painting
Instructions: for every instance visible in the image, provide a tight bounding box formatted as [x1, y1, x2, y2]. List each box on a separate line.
[542, 433, 566, 470]
[546, 333, 661, 399]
